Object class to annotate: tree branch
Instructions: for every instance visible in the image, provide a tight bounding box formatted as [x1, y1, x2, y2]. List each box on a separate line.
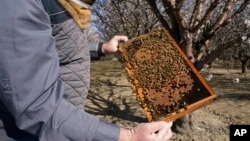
[208, 0, 234, 35]
[175, 0, 185, 10]
[232, 0, 250, 16]
[146, 0, 171, 31]
[194, 33, 249, 70]
[191, 0, 219, 33]
[161, 0, 182, 40]
[189, 0, 204, 29]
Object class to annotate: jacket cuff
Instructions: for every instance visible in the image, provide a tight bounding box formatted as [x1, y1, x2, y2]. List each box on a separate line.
[93, 120, 120, 141]
[88, 42, 105, 60]
[97, 42, 105, 57]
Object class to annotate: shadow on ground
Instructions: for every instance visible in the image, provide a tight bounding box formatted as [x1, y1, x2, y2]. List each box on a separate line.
[85, 90, 147, 123]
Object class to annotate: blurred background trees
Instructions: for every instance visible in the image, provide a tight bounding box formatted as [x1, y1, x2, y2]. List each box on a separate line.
[91, 0, 249, 72]
[91, 0, 160, 39]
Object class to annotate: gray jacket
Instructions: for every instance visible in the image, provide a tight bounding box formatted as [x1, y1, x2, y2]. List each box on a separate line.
[53, 18, 91, 108]
[0, 0, 119, 141]
[48, 0, 103, 108]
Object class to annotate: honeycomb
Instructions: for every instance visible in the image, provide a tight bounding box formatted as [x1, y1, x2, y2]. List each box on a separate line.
[118, 28, 216, 122]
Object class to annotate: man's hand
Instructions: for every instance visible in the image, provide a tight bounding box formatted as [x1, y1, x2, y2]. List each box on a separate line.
[102, 35, 128, 55]
[119, 121, 173, 141]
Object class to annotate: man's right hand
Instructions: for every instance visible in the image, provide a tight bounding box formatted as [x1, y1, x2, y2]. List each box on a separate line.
[119, 121, 173, 141]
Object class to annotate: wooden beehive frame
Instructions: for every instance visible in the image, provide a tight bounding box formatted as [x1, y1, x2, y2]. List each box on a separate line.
[118, 28, 216, 122]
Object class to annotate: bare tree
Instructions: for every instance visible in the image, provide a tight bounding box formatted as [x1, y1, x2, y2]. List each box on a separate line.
[92, 0, 249, 70]
[235, 39, 250, 73]
[91, 0, 160, 40]
[145, 0, 249, 70]
[218, 17, 250, 74]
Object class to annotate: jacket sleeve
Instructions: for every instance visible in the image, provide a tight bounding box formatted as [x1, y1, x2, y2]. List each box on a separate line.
[0, 0, 119, 141]
[88, 42, 106, 60]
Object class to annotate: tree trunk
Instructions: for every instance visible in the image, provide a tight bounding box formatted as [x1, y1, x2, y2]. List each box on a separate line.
[241, 59, 248, 74]
[172, 114, 194, 134]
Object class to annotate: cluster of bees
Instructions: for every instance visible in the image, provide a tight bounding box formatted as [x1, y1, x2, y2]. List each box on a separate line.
[119, 28, 211, 121]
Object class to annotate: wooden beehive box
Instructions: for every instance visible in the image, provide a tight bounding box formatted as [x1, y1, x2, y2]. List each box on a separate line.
[118, 28, 216, 122]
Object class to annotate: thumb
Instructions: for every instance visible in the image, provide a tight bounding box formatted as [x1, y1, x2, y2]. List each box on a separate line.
[147, 121, 165, 133]
[155, 121, 173, 140]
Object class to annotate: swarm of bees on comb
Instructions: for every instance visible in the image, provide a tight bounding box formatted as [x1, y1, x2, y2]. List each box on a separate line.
[118, 28, 216, 122]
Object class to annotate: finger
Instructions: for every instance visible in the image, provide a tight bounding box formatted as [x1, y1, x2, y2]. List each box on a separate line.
[114, 35, 128, 42]
[164, 129, 172, 141]
[146, 122, 165, 133]
[156, 121, 173, 130]
[163, 129, 172, 141]
[155, 126, 168, 140]
[156, 126, 172, 141]
[164, 121, 173, 129]
[155, 122, 172, 141]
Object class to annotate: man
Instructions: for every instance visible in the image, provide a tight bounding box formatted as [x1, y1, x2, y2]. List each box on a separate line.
[0, 0, 172, 141]
[45, 0, 129, 109]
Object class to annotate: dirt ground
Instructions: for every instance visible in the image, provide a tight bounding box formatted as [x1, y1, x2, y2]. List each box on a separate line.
[85, 59, 250, 141]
